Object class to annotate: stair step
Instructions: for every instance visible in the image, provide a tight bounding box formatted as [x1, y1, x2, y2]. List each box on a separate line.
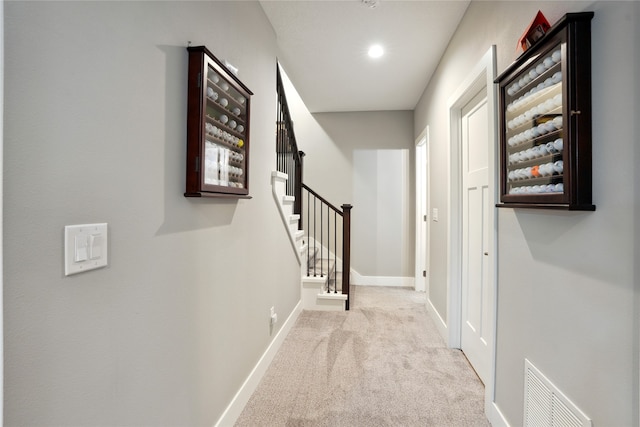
[302, 275, 327, 285]
[295, 230, 304, 240]
[272, 171, 288, 181]
[314, 292, 348, 311]
[283, 195, 295, 204]
[289, 214, 300, 223]
[317, 292, 348, 301]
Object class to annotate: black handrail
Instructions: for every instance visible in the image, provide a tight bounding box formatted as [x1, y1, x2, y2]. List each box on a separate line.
[302, 184, 343, 214]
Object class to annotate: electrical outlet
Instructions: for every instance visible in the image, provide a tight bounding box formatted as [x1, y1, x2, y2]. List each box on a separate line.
[270, 306, 278, 325]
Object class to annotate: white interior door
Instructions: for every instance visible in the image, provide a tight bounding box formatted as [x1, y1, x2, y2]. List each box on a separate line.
[460, 88, 491, 384]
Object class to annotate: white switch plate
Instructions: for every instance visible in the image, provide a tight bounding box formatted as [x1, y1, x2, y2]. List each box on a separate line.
[64, 223, 108, 276]
[432, 208, 439, 222]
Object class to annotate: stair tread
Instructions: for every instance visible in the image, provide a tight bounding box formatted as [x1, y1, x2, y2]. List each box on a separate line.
[272, 171, 288, 181]
[317, 292, 348, 300]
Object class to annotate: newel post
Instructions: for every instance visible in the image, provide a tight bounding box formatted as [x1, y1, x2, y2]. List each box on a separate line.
[341, 204, 352, 310]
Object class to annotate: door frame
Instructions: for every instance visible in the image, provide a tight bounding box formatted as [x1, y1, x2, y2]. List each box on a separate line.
[414, 127, 430, 293]
[446, 46, 497, 416]
[1, 1, 6, 419]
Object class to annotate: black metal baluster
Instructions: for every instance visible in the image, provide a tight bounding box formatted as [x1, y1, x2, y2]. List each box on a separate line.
[287, 128, 291, 194]
[306, 190, 310, 276]
[277, 90, 281, 172]
[313, 195, 317, 277]
[334, 210, 337, 293]
[320, 198, 323, 278]
[328, 204, 331, 293]
[279, 100, 283, 173]
[285, 125, 289, 192]
[327, 205, 335, 293]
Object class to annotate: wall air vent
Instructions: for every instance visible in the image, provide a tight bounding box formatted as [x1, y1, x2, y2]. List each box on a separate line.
[524, 359, 592, 427]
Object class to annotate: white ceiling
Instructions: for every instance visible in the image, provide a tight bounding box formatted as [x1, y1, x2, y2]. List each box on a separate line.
[260, 0, 470, 113]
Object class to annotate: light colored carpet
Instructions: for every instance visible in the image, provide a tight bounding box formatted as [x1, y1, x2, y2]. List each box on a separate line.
[235, 286, 489, 427]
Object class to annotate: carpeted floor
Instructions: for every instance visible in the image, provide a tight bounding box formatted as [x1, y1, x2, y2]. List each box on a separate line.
[235, 286, 489, 427]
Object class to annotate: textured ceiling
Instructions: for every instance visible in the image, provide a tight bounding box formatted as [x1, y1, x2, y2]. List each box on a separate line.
[260, 0, 470, 112]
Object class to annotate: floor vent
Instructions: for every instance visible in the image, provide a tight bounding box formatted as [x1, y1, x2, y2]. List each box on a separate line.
[524, 359, 592, 427]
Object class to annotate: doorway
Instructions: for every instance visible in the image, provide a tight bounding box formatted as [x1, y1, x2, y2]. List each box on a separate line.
[415, 128, 429, 293]
[447, 46, 497, 415]
[352, 149, 410, 282]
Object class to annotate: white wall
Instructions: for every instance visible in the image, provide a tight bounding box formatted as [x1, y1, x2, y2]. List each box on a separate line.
[414, 1, 639, 425]
[352, 149, 410, 278]
[280, 68, 415, 279]
[4, 2, 300, 424]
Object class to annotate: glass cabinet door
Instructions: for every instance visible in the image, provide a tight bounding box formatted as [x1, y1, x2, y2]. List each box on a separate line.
[202, 63, 248, 191]
[503, 43, 565, 198]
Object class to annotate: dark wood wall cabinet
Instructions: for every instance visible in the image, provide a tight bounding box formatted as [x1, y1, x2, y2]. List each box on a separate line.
[496, 12, 595, 210]
[185, 46, 253, 198]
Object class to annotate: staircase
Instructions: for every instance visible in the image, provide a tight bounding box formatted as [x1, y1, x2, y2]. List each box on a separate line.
[274, 63, 351, 311]
[272, 171, 348, 311]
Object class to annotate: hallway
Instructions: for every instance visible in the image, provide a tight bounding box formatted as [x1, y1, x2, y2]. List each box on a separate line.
[235, 286, 488, 426]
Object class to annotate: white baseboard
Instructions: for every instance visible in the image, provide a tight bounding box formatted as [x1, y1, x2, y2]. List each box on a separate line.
[426, 297, 448, 343]
[489, 401, 510, 427]
[214, 300, 302, 427]
[351, 269, 415, 288]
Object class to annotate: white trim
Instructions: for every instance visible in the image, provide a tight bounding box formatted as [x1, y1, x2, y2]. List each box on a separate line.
[317, 292, 348, 301]
[214, 300, 303, 427]
[426, 296, 448, 341]
[489, 401, 511, 427]
[351, 269, 415, 287]
[447, 45, 498, 422]
[414, 126, 430, 293]
[1, 2, 5, 420]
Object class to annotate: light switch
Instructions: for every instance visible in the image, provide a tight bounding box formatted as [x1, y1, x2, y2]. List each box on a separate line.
[74, 235, 88, 262]
[89, 234, 102, 259]
[432, 208, 439, 222]
[65, 223, 108, 276]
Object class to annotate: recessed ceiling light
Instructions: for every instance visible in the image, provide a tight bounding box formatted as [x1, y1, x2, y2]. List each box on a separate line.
[368, 44, 384, 58]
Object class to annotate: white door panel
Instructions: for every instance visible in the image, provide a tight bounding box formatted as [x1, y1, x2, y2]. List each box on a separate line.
[461, 88, 490, 384]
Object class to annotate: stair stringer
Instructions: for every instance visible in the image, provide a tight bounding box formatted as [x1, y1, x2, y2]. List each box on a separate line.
[271, 171, 304, 265]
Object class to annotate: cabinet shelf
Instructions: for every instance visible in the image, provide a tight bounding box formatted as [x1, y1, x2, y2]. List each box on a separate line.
[496, 12, 595, 211]
[185, 45, 253, 198]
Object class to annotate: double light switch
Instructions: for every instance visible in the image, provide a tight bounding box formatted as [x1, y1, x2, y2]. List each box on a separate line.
[64, 223, 108, 276]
